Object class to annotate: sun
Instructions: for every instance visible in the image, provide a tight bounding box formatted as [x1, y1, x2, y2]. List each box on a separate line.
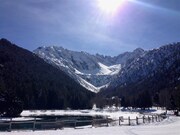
[97, 0, 125, 14]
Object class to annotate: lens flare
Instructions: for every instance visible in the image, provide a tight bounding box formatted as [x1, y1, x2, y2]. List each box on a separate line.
[98, 0, 125, 14]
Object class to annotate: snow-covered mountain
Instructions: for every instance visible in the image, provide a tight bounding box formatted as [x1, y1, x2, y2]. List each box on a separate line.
[109, 43, 180, 88]
[34, 43, 180, 93]
[34, 46, 145, 92]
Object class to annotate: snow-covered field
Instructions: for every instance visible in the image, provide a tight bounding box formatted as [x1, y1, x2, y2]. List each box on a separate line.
[21, 109, 141, 120]
[0, 109, 141, 122]
[1, 116, 180, 135]
[1, 109, 179, 135]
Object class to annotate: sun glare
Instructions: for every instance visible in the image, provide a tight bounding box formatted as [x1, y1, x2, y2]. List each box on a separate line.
[98, 0, 125, 14]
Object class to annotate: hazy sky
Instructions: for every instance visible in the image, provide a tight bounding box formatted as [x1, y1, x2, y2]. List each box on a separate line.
[0, 0, 180, 56]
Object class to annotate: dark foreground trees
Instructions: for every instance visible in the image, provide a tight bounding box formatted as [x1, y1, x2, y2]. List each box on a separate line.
[120, 91, 152, 109]
[0, 90, 23, 117]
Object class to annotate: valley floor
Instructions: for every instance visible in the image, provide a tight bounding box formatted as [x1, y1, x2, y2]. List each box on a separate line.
[1, 115, 180, 135]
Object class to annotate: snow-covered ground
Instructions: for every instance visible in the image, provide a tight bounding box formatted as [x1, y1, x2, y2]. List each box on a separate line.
[1, 116, 180, 135]
[1, 107, 166, 122]
[1, 108, 179, 135]
[0, 108, 152, 122]
[20, 109, 141, 120]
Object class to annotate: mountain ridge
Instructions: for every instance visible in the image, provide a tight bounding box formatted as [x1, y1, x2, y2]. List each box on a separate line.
[34, 45, 146, 92]
[34, 42, 180, 94]
[0, 38, 94, 110]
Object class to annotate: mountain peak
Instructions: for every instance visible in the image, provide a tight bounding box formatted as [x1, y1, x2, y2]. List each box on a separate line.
[34, 42, 180, 93]
[133, 48, 144, 53]
[0, 38, 12, 45]
[34, 45, 145, 92]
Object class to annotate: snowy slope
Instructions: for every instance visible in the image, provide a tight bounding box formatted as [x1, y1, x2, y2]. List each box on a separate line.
[34, 46, 144, 92]
[34, 43, 180, 93]
[109, 43, 180, 88]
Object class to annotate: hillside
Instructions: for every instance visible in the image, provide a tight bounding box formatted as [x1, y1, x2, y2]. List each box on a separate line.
[0, 39, 94, 110]
[99, 43, 180, 109]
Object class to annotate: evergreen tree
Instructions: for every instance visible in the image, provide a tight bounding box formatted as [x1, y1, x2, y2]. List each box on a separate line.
[0, 90, 23, 117]
[153, 92, 160, 107]
[169, 95, 176, 110]
[137, 91, 152, 109]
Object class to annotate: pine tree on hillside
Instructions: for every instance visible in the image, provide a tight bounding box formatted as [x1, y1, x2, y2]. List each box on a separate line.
[153, 92, 160, 107]
[137, 91, 152, 109]
[0, 90, 23, 117]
